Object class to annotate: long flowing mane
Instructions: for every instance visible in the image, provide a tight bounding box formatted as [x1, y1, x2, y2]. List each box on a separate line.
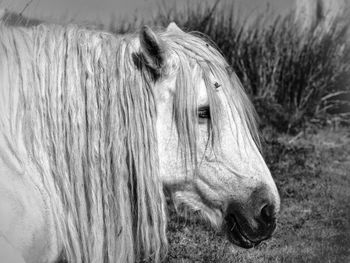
[0, 20, 259, 263]
[0, 23, 166, 262]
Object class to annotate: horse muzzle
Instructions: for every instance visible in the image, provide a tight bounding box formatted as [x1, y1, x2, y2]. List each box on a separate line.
[224, 187, 279, 248]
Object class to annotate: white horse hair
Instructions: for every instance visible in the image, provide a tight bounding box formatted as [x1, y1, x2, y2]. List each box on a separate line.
[0, 16, 280, 263]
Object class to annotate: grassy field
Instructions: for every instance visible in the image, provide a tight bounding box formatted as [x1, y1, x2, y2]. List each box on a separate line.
[165, 128, 350, 263]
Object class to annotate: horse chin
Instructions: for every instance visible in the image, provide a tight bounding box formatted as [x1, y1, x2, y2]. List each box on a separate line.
[224, 215, 260, 249]
[174, 195, 258, 249]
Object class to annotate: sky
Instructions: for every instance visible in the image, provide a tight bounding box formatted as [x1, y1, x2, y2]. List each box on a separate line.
[0, 0, 294, 25]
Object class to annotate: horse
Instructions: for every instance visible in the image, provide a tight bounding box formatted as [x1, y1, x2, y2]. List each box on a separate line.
[0, 18, 280, 263]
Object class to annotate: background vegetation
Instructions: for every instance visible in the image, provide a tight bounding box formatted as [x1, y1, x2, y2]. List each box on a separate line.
[110, 1, 350, 134]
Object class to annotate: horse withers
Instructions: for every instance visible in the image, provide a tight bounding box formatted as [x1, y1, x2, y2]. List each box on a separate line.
[0, 18, 280, 263]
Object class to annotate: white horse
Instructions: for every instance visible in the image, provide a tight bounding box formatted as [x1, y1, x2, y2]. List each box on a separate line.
[0, 18, 280, 263]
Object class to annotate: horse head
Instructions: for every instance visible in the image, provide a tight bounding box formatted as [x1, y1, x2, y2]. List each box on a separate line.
[137, 23, 280, 248]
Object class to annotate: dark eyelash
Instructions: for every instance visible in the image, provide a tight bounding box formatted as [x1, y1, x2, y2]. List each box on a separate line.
[198, 107, 210, 119]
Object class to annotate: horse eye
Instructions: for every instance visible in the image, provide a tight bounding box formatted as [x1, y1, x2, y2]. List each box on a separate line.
[198, 107, 210, 119]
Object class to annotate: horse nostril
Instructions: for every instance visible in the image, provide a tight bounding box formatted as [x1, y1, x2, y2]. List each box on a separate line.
[260, 204, 276, 226]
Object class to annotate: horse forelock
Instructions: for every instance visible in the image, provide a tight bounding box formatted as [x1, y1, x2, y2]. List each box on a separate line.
[0, 23, 167, 263]
[158, 29, 261, 171]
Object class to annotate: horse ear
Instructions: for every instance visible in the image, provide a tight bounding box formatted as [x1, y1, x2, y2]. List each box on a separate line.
[166, 22, 182, 33]
[139, 26, 165, 72]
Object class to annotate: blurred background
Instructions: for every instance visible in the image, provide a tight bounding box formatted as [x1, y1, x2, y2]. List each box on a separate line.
[1, 0, 294, 24]
[1, 0, 349, 262]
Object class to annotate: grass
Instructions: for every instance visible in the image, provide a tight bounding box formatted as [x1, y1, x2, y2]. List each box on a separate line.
[165, 127, 350, 262]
